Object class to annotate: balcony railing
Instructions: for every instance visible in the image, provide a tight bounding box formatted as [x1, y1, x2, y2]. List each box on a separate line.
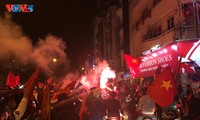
[143, 22, 200, 43]
[174, 24, 200, 41]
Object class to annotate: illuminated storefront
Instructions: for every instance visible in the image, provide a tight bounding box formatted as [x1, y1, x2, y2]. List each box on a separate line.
[139, 40, 200, 78]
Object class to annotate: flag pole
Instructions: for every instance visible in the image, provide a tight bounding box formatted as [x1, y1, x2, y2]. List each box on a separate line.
[47, 84, 50, 120]
[173, 54, 187, 116]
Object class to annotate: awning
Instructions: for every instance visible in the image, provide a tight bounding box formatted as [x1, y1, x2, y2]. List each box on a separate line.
[138, 39, 200, 78]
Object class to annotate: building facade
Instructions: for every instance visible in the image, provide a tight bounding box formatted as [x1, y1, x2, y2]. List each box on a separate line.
[93, 0, 200, 78]
[129, 0, 200, 57]
[93, 0, 125, 73]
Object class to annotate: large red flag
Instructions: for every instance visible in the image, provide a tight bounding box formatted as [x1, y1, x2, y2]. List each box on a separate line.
[154, 65, 162, 80]
[148, 66, 176, 108]
[6, 71, 20, 88]
[123, 54, 140, 78]
[67, 80, 76, 90]
[25, 68, 40, 96]
[15, 75, 20, 86]
[23, 68, 40, 116]
[52, 80, 76, 100]
[40, 84, 50, 120]
[173, 55, 182, 96]
[173, 55, 182, 82]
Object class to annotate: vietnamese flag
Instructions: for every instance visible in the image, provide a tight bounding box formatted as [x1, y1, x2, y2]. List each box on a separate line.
[154, 65, 162, 80]
[123, 54, 140, 78]
[63, 80, 77, 96]
[22, 68, 40, 117]
[67, 80, 76, 90]
[148, 66, 176, 108]
[6, 71, 20, 88]
[40, 84, 51, 120]
[52, 80, 77, 100]
[26, 68, 40, 96]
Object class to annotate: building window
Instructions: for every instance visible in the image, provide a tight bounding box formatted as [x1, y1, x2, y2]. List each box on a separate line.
[153, 0, 161, 6]
[158, 26, 162, 35]
[167, 17, 174, 30]
[143, 35, 147, 42]
[153, 26, 162, 37]
[142, 7, 149, 20]
[143, 30, 153, 42]
[143, 25, 162, 42]
[182, 3, 194, 26]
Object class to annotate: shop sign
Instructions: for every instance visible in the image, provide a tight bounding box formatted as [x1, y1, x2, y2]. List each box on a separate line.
[139, 43, 178, 77]
[139, 40, 200, 78]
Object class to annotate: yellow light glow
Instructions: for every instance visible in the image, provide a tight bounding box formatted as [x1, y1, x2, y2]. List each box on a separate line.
[53, 58, 57, 62]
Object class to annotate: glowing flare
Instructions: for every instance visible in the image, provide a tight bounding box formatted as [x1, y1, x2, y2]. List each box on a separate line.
[80, 76, 90, 88]
[100, 67, 116, 89]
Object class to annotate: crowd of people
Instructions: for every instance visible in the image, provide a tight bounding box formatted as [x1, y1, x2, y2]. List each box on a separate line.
[0, 78, 155, 120]
[0, 81, 142, 120]
[0, 84, 29, 120]
[1, 72, 200, 120]
[79, 88, 121, 120]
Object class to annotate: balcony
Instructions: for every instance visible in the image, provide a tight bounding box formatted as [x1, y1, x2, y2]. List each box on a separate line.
[174, 25, 199, 40]
[142, 29, 174, 52]
[141, 23, 200, 52]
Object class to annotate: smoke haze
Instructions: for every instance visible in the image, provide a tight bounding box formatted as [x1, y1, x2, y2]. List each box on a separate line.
[0, 13, 69, 74]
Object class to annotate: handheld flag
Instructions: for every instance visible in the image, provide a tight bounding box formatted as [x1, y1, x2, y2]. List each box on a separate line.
[40, 84, 51, 120]
[173, 55, 182, 96]
[154, 65, 162, 80]
[67, 80, 76, 90]
[148, 66, 175, 107]
[123, 54, 140, 78]
[23, 68, 40, 117]
[25, 68, 40, 97]
[51, 80, 77, 101]
[173, 55, 182, 82]
[6, 71, 20, 88]
[63, 80, 77, 96]
[74, 81, 83, 90]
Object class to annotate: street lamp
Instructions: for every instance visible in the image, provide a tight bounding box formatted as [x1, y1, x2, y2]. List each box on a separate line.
[51, 58, 58, 78]
[81, 67, 85, 70]
[52, 58, 57, 63]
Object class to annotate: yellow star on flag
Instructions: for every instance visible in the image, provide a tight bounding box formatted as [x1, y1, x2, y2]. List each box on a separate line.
[161, 80, 173, 91]
[132, 59, 137, 63]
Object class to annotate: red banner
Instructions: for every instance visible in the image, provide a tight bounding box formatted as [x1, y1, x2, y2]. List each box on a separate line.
[139, 40, 200, 78]
[139, 43, 178, 77]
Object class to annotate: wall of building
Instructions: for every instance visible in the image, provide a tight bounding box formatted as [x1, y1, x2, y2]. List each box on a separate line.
[129, 0, 180, 57]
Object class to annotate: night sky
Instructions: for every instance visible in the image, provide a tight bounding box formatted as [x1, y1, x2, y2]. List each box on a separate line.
[0, 0, 98, 70]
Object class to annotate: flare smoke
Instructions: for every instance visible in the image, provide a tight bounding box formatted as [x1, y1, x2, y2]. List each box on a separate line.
[0, 13, 69, 74]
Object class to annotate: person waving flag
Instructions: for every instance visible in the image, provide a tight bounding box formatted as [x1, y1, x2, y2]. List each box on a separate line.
[148, 66, 176, 107]
[123, 54, 140, 78]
